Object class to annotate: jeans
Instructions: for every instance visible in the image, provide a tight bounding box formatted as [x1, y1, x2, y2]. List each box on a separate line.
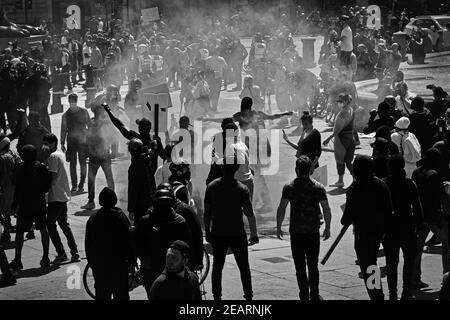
[383, 232, 417, 298]
[93, 266, 129, 300]
[290, 233, 320, 300]
[209, 78, 223, 112]
[355, 236, 385, 300]
[211, 234, 253, 300]
[47, 202, 78, 256]
[88, 158, 115, 202]
[67, 141, 87, 189]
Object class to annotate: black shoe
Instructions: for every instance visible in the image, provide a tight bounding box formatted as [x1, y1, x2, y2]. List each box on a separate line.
[425, 235, 441, 247]
[0, 274, 17, 287]
[401, 294, 416, 300]
[412, 280, 429, 289]
[311, 294, 324, 300]
[9, 259, 23, 270]
[40, 256, 51, 268]
[248, 236, 259, 246]
[26, 231, 35, 240]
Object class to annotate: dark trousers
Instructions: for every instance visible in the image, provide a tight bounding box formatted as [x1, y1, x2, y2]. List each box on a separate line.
[62, 64, 72, 90]
[291, 232, 320, 300]
[67, 142, 87, 188]
[88, 158, 115, 202]
[47, 202, 78, 256]
[142, 268, 161, 299]
[211, 234, 253, 300]
[0, 244, 13, 277]
[383, 232, 417, 298]
[93, 267, 129, 300]
[355, 236, 385, 300]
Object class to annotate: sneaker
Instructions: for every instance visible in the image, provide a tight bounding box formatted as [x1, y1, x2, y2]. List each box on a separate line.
[248, 236, 259, 246]
[26, 231, 35, 240]
[425, 235, 441, 247]
[81, 201, 95, 210]
[77, 186, 85, 193]
[0, 274, 17, 287]
[71, 253, 81, 263]
[9, 259, 23, 270]
[412, 280, 429, 289]
[71, 186, 78, 193]
[40, 256, 51, 267]
[52, 254, 68, 265]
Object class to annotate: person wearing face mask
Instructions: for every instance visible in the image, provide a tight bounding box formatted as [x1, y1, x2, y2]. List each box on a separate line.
[42, 133, 80, 265]
[134, 188, 192, 299]
[60, 93, 91, 193]
[149, 240, 201, 300]
[81, 105, 116, 210]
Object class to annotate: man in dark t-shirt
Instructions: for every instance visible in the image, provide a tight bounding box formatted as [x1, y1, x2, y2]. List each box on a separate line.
[60, 93, 91, 192]
[277, 156, 332, 300]
[204, 155, 257, 301]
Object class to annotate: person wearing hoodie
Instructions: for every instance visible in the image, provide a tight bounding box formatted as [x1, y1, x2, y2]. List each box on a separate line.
[16, 111, 50, 163]
[383, 155, 423, 300]
[85, 187, 135, 300]
[408, 96, 435, 156]
[341, 155, 393, 300]
[127, 138, 156, 226]
[412, 148, 449, 289]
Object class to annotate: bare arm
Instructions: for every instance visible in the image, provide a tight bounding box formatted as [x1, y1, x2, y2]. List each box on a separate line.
[276, 198, 289, 239]
[320, 199, 332, 240]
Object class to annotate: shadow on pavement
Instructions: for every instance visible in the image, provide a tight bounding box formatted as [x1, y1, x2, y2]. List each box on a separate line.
[74, 209, 98, 217]
[15, 265, 59, 279]
[327, 188, 347, 196]
[414, 289, 440, 300]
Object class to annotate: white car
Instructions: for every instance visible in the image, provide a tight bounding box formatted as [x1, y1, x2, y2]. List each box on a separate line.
[405, 15, 450, 45]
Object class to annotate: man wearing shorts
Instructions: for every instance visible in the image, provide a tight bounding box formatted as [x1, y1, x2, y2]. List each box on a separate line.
[9, 145, 52, 270]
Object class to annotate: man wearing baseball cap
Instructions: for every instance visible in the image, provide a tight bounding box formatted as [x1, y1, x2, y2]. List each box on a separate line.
[148, 240, 201, 300]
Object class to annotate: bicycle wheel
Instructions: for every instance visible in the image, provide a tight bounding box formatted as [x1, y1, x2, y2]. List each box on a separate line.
[83, 264, 136, 299]
[83, 264, 96, 299]
[196, 247, 210, 285]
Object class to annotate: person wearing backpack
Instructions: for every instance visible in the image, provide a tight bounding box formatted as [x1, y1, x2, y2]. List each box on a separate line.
[391, 117, 422, 178]
[408, 96, 435, 156]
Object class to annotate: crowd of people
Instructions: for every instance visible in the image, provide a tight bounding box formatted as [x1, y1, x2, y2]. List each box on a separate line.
[1, 4, 450, 301]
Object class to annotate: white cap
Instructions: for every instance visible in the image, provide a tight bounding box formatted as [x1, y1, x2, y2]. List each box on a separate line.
[395, 117, 410, 130]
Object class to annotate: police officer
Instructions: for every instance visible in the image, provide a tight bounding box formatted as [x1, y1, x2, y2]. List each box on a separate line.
[25, 63, 52, 131]
[134, 188, 192, 299]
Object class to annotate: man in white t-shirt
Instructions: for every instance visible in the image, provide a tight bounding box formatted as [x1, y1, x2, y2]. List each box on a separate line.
[42, 133, 80, 265]
[205, 48, 228, 112]
[339, 15, 353, 67]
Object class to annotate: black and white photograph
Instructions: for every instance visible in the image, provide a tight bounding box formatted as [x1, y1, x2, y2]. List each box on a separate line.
[0, 0, 450, 309]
